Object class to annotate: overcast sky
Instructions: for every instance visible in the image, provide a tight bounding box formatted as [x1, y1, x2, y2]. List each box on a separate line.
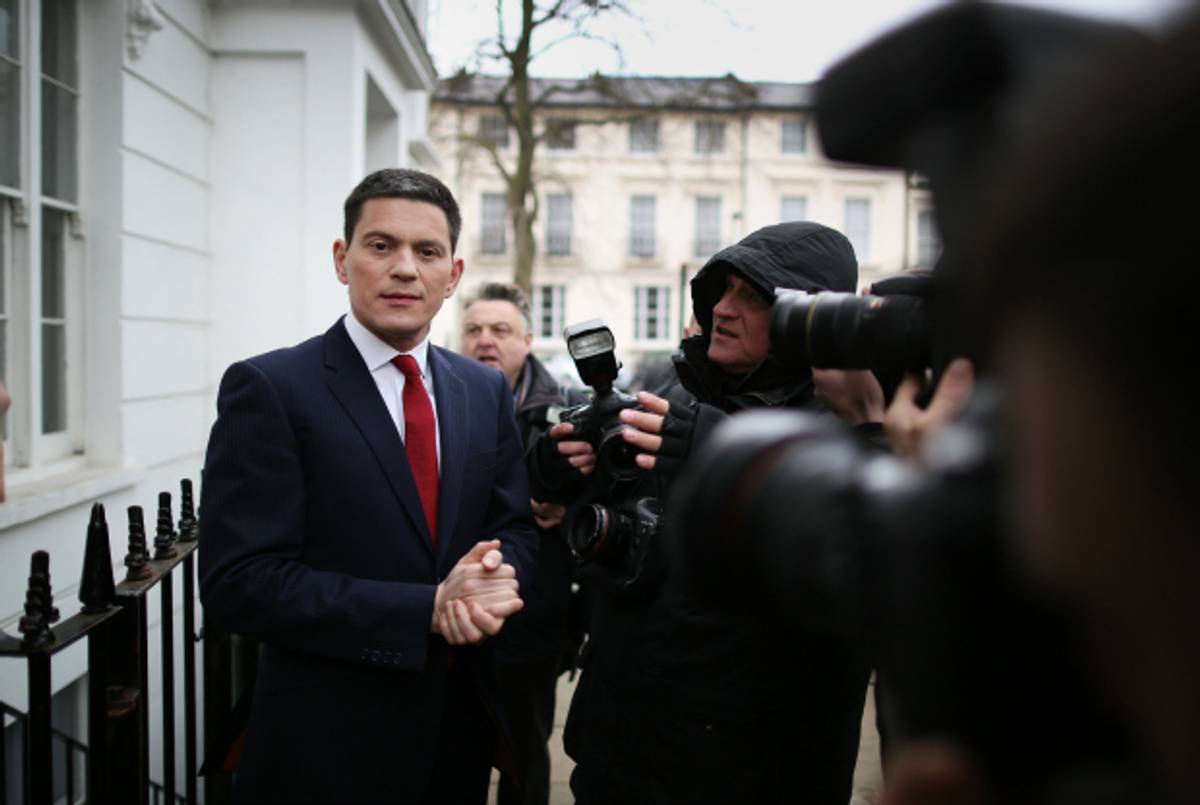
[428, 0, 1188, 84]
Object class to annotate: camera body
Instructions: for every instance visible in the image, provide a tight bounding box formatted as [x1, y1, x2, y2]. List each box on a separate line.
[552, 320, 664, 589]
[557, 386, 642, 485]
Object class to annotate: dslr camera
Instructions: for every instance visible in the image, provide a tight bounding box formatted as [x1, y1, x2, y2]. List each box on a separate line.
[547, 320, 663, 591]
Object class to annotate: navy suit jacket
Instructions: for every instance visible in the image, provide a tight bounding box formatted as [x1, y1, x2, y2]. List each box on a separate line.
[199, 318, 538, 803]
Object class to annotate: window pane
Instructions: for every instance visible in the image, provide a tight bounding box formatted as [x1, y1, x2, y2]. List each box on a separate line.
[42, 207, 65, 317]
[630, 195, 655, 257]
[629, 118, 658, 153]
[0, 59, 19, 188]
[781, 196, 808, 222]
[694, 121, 724, 154]
[41, 80, 77, 202]
[478, 115, 509, 149]
[844, 198, 871, 262]
[1, 0, 17, 58]
[534, 285, 564, 339]
[694, 196, 721, 257]
[635, 286, 670, 340]
[546, 194, 572, 256]
[42, 321, 65, 433]
[781, 118, 807, 153]
[480, 192, 507, 254]
[40, 0, 76, 88]
[545, 119, 575, 150]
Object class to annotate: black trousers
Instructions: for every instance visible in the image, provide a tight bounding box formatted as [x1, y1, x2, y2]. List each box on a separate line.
[495, 656, 560, 805]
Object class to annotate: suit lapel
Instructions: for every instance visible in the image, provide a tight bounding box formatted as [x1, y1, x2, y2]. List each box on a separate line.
[429, 346, 469, 569]
[321, 320, 435, 559]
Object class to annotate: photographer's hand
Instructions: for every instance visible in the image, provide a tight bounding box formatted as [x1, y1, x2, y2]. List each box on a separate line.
[618, 392, 671, 469]
[547, 422, 597, 476]
[885, 358, 975, 458]
[812, 368, 886, 425]
[619, 391, 719, 480]
[531, 498, 566, 529]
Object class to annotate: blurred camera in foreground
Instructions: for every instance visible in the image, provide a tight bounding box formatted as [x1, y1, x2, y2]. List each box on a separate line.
[668, 388, 1138, 799]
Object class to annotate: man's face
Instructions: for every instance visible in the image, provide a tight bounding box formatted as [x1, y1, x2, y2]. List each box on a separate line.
[706, 272, 773, 373]
[333, 197, 463, 352]
[461, 299, 532, 388]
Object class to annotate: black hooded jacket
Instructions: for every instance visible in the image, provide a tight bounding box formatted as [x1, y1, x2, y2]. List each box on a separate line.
[563, 222, 870, 805]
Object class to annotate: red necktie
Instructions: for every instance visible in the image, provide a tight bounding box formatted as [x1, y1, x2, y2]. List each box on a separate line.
[392, 355, 439, 545]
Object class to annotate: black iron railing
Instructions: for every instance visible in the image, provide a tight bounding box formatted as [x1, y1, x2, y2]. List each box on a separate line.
[0, 479, 237, 805]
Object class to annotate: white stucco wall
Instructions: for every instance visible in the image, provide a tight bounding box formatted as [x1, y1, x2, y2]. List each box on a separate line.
[1, 0, 438, 793]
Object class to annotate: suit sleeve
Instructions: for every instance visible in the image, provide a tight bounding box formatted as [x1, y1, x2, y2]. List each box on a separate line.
[485, 371, 539, 592]
[198, 360, 437, 670]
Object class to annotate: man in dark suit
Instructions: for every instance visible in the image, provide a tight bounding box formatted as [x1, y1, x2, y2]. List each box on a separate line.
[199, 168, 538, 805]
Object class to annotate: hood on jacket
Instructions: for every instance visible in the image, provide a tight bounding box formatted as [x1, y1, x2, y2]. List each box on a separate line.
[691, 221, 858, 335]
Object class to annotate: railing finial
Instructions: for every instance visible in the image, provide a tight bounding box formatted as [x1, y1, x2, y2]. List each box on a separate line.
[177, 478, 199, 542]
[154, 491, 179, 560]
[19, 551, 61, 649]
[80, 502, 117, 612]
[125, 505, 152, 581]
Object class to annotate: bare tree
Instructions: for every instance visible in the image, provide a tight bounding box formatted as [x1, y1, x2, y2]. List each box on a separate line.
[446, 0, 634, 292]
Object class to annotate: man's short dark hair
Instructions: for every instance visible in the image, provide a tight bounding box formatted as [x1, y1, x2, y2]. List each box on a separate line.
[463, 282, 532, 331]
[343, 168, 463, 252]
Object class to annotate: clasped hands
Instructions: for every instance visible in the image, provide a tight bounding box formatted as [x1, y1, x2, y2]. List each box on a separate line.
[432, 539, 523, 645]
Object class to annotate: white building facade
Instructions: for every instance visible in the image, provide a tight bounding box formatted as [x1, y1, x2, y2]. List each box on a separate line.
[432, 75, 938, 372]
[1, 0, 437, 794]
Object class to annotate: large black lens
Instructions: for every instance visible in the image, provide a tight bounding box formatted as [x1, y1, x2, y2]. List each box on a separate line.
[769, 290, 817, 370]
[598, 424, 641, 481]
[566, 503, 612, 561]
[668, 410, 868, 634]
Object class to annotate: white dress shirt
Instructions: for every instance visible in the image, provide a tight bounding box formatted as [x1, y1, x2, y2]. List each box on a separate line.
[343, 311, 441, 469]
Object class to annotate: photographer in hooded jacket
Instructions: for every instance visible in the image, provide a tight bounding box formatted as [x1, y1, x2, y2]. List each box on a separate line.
[531, 221, 872, 805]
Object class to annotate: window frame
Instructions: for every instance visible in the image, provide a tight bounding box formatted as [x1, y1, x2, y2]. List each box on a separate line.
[477, 113, 510, 150]
[633, 285, 672, 342]
[544, 192, 572, 257]
[780, 195, 808, 223]
[1, 0, 86, 476]
[693, 195, 721, 257]
[628, 194, 656, 258]
[628, 117, 659, 154]
[781, 117, 807, 154]
[479, 191, 507, 255]
[544, 118, 576, 151]
[532, 284, 565, 341]
[693, 120, 725, 155]
[844, 196, 872, 263]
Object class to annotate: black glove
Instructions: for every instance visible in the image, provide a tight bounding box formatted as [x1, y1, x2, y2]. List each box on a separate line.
[527, 426, 588, 502]
[652, 401, 726, 481]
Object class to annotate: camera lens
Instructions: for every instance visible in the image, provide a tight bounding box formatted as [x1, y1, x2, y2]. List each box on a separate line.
[566, 503, 613, 561]
[669, 410, 867, 632]
[598, 424, 642, 481]
[770, 291, 932, 374]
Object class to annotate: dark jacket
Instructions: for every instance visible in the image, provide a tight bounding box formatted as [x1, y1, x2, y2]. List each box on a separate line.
[493, 353, 587, 664]
[199, 320, 537, 804]
[562, 222, 870, 805]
